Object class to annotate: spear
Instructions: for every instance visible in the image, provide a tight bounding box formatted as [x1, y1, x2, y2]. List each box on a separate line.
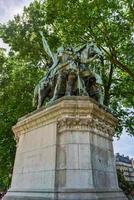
[39, 31, 55, 64]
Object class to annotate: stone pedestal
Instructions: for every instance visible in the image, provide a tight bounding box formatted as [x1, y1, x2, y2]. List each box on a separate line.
[4, 97, 127, 200]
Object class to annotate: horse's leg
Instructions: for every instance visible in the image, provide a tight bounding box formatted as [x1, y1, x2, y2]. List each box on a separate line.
[50, 80, 59, 102]
[37, 88, 42, 109]
[41, 85, 51, 106]
[50, 72, 67, 101]
[65, 73, 76, 96]
[77, 75, 88, 96]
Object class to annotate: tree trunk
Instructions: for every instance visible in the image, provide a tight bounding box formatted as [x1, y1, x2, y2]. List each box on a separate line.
[103, 64, 114, 106]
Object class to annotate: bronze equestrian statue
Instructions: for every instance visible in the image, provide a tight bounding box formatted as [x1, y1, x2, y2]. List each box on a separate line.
[33, 32, 104, 109]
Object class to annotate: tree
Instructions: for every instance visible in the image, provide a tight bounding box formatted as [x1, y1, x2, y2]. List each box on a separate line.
[0, 0, 134, 189]
[0, 49, 44, 189]
[0, 0, 133, 136]
[117, 169, 134, 198]
[46, 0, 134, 77]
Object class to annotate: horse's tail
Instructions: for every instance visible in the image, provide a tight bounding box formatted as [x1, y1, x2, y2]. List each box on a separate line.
[33, 85, 38, 107]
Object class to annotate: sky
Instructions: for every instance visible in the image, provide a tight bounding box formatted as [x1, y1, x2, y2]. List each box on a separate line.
[0, 0, 32, 49]
[113, 130, 134, 158]
[0, 0, 134, 159]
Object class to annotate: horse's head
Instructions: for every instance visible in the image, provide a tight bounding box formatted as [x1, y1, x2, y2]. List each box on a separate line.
[87, 43, 103, 61]
[77, 43, 104, 65]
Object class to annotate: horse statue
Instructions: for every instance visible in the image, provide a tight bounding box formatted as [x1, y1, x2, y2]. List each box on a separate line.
[33, 46, 77, 108]
[33, 33, 104, 109]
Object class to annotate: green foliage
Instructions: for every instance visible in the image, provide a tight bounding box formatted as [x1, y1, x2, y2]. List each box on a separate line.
[0, 49, 44, 189]
[0, 1, 61, 63]
[0, 0, 134, 189]
[45, 0, 134, 74]
[117, 169, 134, 198]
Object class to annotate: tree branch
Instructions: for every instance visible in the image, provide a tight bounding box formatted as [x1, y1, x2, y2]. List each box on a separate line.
[85, 27, 134, 79]
[109, 57, 134, 79]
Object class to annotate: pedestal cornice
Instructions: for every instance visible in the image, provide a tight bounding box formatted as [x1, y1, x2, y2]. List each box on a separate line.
[12, 96, 117, 140]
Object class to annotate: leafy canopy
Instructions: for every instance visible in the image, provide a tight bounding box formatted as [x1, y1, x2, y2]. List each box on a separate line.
[0, 49, 44, 190]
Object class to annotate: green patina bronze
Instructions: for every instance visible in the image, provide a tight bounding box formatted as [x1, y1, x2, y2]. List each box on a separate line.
[33, 32, 104, 109]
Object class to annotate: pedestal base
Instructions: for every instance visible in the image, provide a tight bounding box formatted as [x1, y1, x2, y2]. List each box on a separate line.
[4, 189, 127, 200]
[4, 97, 127, 200]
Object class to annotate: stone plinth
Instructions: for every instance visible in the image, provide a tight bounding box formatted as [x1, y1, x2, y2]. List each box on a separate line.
[4, 97, 127, 200]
